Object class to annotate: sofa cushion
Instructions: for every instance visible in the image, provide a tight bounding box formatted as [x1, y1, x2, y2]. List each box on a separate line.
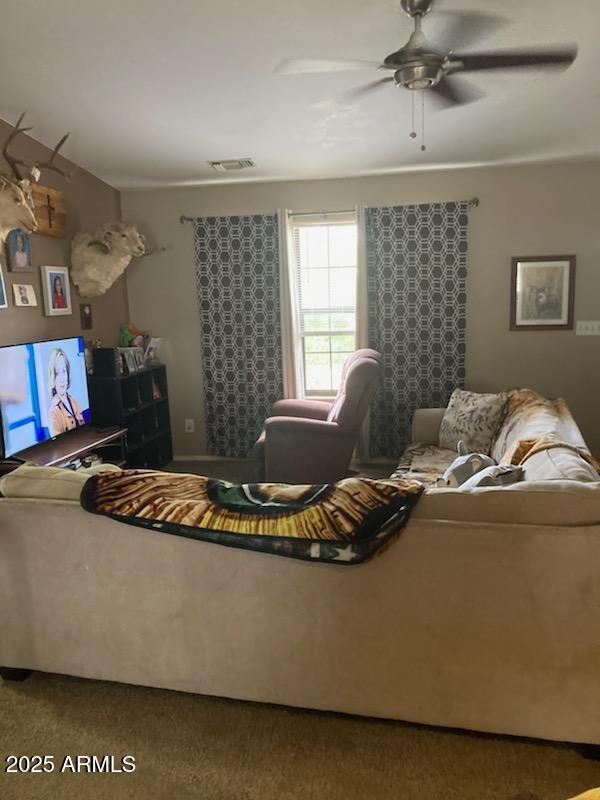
[412, 480, 600, 526]
[392, 444, 457, 487]
[522, 448, 599, 483]
[490, 389, 589, 464]
[0, 462, 121, 502]
[439, 389, 507, 454]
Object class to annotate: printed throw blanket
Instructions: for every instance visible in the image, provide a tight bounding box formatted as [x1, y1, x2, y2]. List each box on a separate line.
[81, 470, 424, 565]
[502, 434, 600, 472]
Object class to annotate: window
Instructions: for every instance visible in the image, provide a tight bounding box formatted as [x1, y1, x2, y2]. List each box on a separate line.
[291, 214, 358, 396]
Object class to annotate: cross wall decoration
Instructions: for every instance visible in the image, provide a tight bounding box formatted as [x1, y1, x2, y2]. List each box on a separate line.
[31, 184, 67, 238]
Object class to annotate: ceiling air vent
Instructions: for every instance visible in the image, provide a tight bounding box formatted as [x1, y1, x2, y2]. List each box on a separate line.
[209, 158, 255, 172]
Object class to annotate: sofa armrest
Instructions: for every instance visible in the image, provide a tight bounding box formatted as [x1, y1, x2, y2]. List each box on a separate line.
[412, 408, 446, 445]
[270, 399, 332, 420]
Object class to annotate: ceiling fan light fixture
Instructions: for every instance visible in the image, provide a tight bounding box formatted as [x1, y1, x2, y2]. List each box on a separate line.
[400, 0, 435, 18]
[396, 64, 442, 91]
[407, 78, 433, 90]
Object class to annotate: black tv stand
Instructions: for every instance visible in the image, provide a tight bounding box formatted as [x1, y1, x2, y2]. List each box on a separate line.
[14, 426, 128, 468]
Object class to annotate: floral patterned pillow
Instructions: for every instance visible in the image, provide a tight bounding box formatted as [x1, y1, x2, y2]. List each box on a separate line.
[439, 389, 508, 455]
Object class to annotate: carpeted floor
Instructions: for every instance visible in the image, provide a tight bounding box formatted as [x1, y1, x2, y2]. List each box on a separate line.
[1, 672, 599, 800]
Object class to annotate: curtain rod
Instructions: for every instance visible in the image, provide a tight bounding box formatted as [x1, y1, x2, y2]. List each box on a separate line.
[290, 199, 480, 215]
[179, 198, 479, 224]
[289, 209, 355, 218]
[179, 210, 354, 223]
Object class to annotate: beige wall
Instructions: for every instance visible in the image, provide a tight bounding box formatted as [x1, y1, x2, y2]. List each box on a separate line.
[0, 119, 127, 349]
[122, 161, 600, 457]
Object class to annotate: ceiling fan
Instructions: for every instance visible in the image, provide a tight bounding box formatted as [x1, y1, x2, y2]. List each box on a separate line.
[275, 0, 578, 109]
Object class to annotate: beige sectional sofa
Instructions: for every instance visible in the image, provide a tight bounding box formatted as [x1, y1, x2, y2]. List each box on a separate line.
[397, 388, 599, 487]
[1, 389, 599, 745]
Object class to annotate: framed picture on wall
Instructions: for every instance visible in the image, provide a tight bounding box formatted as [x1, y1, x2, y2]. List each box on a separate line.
[13, 283, 37, 307]
[510, 255, 576, 331]
[41, 265, 72, 316]
[6, 228, 32, 271]
[80, 303, 93, 330]
[0, 260, 8, 308]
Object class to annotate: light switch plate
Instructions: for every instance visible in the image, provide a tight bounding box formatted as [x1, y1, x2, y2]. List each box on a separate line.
[576, 321, 600, 335]
[185, 418, 195, 433]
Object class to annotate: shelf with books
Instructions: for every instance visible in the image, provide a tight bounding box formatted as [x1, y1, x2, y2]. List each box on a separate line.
[89, 357, 172, 469]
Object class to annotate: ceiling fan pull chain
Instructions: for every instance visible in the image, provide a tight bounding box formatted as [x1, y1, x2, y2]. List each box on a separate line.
[421, 90, 426, 152]
[410, 90, 417, 139]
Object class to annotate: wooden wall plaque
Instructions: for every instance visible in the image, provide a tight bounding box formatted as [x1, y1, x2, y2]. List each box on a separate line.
[32, 184, 67, 238]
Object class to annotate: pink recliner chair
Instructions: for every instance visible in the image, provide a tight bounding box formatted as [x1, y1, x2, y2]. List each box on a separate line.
[253, 349, 382, 484]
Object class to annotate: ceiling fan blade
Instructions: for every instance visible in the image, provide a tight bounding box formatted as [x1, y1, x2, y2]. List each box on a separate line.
[345, 76, 395, 99]
[432, 10, 511, 52]
[429, 76, 485, 108]
[448, 46, 577, 73]
[274, 58, 381, 75]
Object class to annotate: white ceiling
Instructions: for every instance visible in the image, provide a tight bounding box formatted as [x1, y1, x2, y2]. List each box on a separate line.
[0, 0, 599, 190]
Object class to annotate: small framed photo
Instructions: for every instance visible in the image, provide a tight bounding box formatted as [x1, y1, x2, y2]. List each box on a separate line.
[0, 261, 8, 308]
[133, 347, 145, 370]
[80, 302, 93, 330]
[117, 349, 128, 376]
[6, 228, 32, 271]
[13, 283, 38, 307]
[119, 347, 139, 374]
[124, 350, 138, 374]
[41, 265, 72, 316]
[510, 256, 576, 331]
[144, 337, 162, 363]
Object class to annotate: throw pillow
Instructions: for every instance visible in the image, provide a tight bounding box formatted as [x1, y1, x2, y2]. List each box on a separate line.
[439, 389, 507, 454]
[459, 464, 523, 490]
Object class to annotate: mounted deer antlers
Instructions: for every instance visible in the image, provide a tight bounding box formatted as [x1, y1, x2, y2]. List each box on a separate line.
[2, 112, 33, 181]
[0, 112, 72, 242]
[2, 111, 72, 182]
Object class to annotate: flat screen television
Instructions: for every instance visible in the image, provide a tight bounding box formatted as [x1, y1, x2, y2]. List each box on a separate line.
[0, 336, 91, 458]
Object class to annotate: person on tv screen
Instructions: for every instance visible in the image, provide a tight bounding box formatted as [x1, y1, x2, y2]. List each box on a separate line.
[48, 348, 84, 436]
[52, 275, 67, 309]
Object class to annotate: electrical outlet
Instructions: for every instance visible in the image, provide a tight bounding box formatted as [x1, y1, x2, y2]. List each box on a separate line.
[576, 321, 600, 336]
[184, 418, 195, 433]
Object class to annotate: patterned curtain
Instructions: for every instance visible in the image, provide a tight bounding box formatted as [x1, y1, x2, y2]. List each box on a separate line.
[193, 215, 283, 457]
[365, 202, 469, 458]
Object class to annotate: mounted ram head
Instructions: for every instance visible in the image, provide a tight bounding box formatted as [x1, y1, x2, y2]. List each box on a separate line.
[0, 112, 70, 242]
[71, 222, 146, 297]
